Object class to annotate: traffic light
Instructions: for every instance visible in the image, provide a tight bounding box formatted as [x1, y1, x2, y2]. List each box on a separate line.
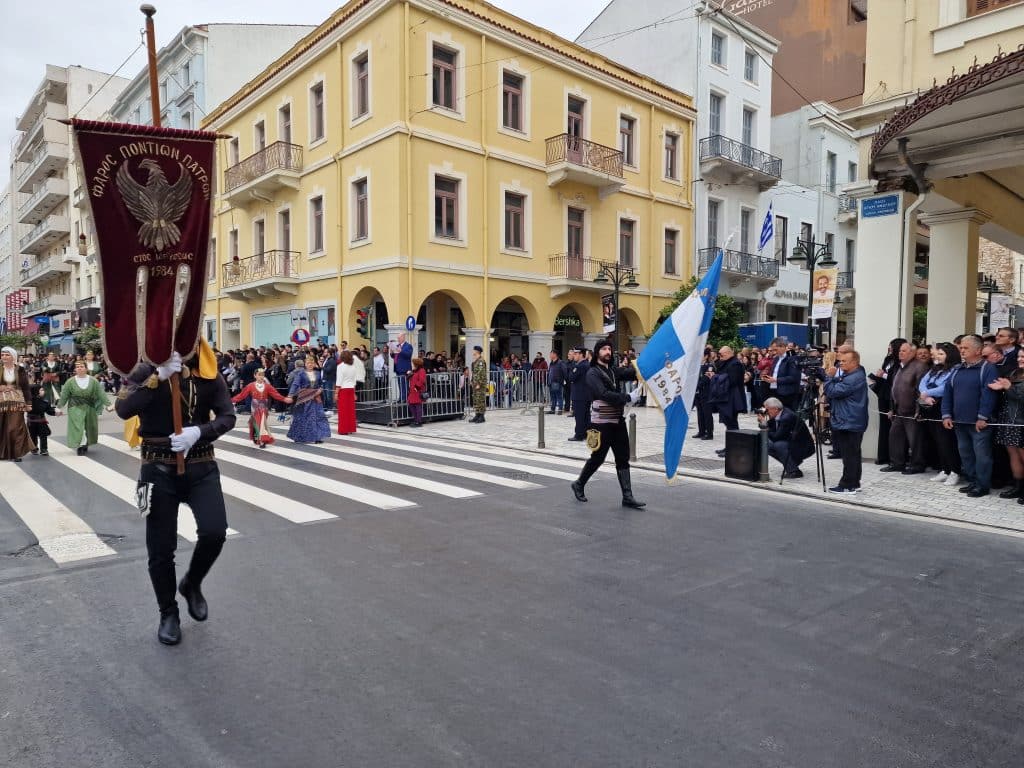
[356, 306, 370, 339]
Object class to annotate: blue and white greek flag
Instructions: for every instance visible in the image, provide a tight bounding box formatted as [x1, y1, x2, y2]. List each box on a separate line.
[758, 203, 774, 253]
[635, 250, 723, 480]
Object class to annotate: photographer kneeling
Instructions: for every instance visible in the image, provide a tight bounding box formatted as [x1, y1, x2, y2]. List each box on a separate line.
[759, 397, 814, 479]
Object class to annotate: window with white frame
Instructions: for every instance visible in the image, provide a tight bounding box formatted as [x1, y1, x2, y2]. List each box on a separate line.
[353, 178, 369, 241]
[208, 237, 216, 281]
[504, 192, 525, 250]
[826, 151, 837, 194]
[711, 32, 725, 67]
[742, 108, 755, 146]
[848, 161, 858, 183]
[181, 111, 191, 129]
[254, 120, 266, 152]
[278, 209, 291, 251]
[181, 60, 191, 85]
[279, 104, 292, 145]
[228, 137, 239, 166]
[664, 132, 679, 180]
[310, 196, 324, 253]
[709, 93, 723, 136]
[353, 53, 370, 119]
[253, 219, 265, 257]
[432, 45, 457, 110]
[774, 215, 788, 264]
[845, 238, 856, 272]
[825, 232, 835, 260]
[619, 218, 635, 267]
[229, 229, 239, 262]
[708, 199, 720, 249]
[744, 49, 758, 83]
[502, 71, 524, 132]
[664, 228, 678, 275]
[434, 176, 459, 239]
[310, 81, 325, 142]
[619, 115, 636, 167]
[740, 208, 753, 254]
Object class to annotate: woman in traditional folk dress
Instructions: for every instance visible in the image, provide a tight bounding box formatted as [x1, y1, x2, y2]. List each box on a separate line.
[57, 358, 111, 455]
[232, 368, 292, 448]
[336, 350, 358, 436]
[83, 349, 104, 378]
[0, 346, 34, 462]
[287, 356, 331, 444]
[39, 351, 64, 401]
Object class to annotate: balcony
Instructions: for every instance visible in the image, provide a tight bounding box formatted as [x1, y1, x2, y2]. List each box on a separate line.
[547, 253, 639, 298]
[223, 142, 302, 205]
[23, 294, 74, 316]
[19, 215, 71, 257]
[698, 247, 779, 288]
[222, 250, 301, 299]
[699, 135, 782, 190]
[20, 253, 73, 287]
[72, 185, 88, 209]
[16, 104, 69, 163]
[16, 66, 68, 132]
[837, 195, 858, 223]
[16, 141, 70, 194]
[18, 177, 69, 225]
[836, 271, 854, 291]
[545, 134, 625, 198]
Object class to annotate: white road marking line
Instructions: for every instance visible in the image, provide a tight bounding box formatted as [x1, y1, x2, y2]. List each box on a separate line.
[0, 459, 115, 564]
[331, 433, 582, 481]
[219, 434, 481, 500]
[98, 436, 335, 525]
[52, 441, 240, 543]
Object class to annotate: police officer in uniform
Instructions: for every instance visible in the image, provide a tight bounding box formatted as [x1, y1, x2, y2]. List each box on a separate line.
[469, 345, 488, 423]
[567, 347, 591, 441]
[115, 341, 236, 645]
[571, 339, 645, 508]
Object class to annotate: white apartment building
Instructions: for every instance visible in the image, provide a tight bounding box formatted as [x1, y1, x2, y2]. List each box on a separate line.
[765, 102, 860, 340]
[579, 0, 788, 322]
[12, 65, 129, 351]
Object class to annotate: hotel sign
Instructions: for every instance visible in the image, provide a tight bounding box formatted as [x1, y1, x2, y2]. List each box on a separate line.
[726, 0, 775, 15]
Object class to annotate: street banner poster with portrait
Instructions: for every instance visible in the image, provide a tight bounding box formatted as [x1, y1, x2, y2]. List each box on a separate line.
[990, 294, 1012, 330]
[70, 120, 217, 375]
[602, 293, 617, 334]
[810, 267, 839, 321]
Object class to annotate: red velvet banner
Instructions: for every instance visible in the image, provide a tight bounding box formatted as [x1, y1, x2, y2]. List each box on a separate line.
[71, 120, 217, 375]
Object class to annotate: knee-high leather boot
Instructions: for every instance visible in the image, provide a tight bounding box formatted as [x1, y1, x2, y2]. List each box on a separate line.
[572, 456, 602, 502]
[179, 535, 224, 622]
[617, 467, 646, 509]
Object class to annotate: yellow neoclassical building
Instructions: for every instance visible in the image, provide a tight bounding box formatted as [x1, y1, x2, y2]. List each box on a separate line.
[202, 0, 695, 359]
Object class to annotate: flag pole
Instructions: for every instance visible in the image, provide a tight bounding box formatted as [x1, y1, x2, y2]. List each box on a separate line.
[141, 3, 185, 476]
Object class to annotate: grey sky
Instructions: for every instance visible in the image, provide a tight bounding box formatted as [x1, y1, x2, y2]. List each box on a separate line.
[0, 0, 613, 186]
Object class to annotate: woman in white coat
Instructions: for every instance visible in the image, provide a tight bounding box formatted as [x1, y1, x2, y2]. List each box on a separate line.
[336, 351, 359, 435]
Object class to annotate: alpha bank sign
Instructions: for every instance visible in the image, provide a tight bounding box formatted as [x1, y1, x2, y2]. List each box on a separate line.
[726, 0, 775, 15]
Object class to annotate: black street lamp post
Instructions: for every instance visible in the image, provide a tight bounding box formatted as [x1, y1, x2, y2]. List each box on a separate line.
[788, 238, 837, 348]
[594, 261, 639, 357]
[978, 273, 1000, 333]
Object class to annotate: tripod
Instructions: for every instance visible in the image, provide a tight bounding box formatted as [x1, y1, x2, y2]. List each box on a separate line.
[781, 382, 827, 491]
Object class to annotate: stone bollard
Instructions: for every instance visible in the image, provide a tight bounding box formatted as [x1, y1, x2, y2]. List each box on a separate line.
[537, 405, 545, 449]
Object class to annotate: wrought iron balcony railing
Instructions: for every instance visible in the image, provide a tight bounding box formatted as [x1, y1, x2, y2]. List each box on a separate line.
[838, 195, 857, 214]
[222, 250, 300, 288]
[545, 134, 624, 178]
[224, 142, 303, 193]
[699, 135, 782, 179]
[837, 271, 853, 290]
[698, 247, 779, 280]
[548, 254, 637, 282]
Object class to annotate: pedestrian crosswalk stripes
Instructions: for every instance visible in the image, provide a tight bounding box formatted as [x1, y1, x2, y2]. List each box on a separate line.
[0, 458, 116, 565]
[329, 432, 583, 482]
[230, 427, 543, 490]
[97, 436, 332, 526]
[218, 434, 482, 500]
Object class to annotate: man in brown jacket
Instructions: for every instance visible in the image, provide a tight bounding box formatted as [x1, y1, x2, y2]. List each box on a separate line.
[880, 341, 929, 474]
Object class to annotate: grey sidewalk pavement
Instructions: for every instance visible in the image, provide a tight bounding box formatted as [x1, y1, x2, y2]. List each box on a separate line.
[356, 403, 1024, 534]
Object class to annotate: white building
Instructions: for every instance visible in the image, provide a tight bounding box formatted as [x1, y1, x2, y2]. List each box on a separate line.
[107, 24, 317, 129]
[578, 0, 788, 321]
[765, 102, 860, 340]
[12, 65, 130, 351]
[0, 184, 12, 303]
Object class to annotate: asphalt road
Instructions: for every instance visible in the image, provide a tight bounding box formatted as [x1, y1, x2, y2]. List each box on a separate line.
[2, 433, 1024, 767]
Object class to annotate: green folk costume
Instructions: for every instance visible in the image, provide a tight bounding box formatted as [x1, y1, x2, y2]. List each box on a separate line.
[471, 358, 488, 415]
[58, 375, 109, 448]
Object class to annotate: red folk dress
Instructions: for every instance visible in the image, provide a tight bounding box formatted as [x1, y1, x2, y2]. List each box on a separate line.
[232, 381, 288, 446]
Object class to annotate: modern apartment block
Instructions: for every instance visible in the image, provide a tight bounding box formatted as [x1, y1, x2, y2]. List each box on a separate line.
[201, 0, 696, 357]
[11, 65, 129, 351]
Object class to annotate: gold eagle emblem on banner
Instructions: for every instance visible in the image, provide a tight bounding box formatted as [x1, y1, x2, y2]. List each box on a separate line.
[116, 159, 192, 252]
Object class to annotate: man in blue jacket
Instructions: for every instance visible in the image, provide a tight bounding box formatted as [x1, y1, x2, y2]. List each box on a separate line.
[762, 337, 801, 411]
[822, 349, 869, 494]
[942, 335, 998, 497]
[392, 332, 414, 401]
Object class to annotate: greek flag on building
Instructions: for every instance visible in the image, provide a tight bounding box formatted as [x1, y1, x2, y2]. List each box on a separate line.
[635, 250, 723, 479]
[758, 204, 774, 253]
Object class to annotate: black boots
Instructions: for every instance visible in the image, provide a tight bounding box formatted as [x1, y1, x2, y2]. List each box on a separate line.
[999, 480, 1024, 499]
[158, 608, 181, 645]
[470, 414, 485, 424]
[178, 577, 208, 622]
[571, 460, 601, 503]
[571, 481, 587, 502]
[618, 468, 646, 509]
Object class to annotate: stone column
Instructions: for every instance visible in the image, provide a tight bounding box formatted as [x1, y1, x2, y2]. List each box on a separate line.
[919, 208, 990, 342]
[629, 335, 648, 355]
[461, 327, 489, 364]
[749, 298, 768, 323]
[528, 331, 556, 360]
[582, 333, 608, 354]
[852, 189, 918, 459]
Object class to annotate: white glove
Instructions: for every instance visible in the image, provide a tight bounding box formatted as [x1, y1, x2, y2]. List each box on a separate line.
[628, 388, 643, 406]
[156, 352, 182, 381]
[169, 426, 201, 456]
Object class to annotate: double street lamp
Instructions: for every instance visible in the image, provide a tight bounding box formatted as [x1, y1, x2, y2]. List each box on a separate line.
[788, 238, 837, 348]
[594, 261, 639, 356]
[978, 273, 1001, 333]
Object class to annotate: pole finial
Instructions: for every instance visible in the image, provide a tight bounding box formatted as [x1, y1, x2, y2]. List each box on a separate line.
[140, 4, 156, 17]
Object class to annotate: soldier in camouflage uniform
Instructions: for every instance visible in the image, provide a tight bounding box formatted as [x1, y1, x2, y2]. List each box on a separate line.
[470, 345, 488, 424]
